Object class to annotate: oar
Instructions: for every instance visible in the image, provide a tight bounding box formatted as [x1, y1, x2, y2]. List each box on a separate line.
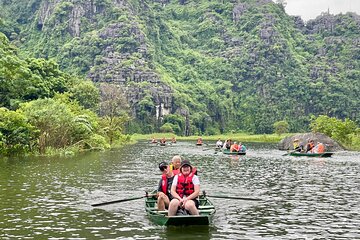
[206, 195, 262, 201]
[92, 192, 153, 207]
[202, 191, 261, 201]
[202, 148, 213, 151]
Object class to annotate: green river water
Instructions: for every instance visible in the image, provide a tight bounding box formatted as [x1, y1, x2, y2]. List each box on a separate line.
[1, 141, 359, 239]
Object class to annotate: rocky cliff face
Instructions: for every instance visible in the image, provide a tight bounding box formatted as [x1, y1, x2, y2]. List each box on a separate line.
[278, 132, 344, 151]
[36, 0, 174, 122]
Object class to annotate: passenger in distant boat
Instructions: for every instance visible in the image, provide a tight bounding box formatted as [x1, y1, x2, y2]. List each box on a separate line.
[223, 139, 231, 149]
[169, 155, 182, 175]
[216, 138, 223, 148]
[168, 160, 200, 216]
[314, 142, 325, 153]
[230, 142, 240, 152]
[160, 137, 166, 144]
[151, 137, 157, 143]
[239, 142, 247, 152]
[171, 137, 177, 143]
[293, 139, 304, 152]
[305, 139, 315, 153]
[157, 161, 175, 211]
[197, 137, 203, 145]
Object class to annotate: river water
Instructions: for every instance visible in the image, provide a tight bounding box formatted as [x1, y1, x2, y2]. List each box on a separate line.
[1, 141, 359, 239]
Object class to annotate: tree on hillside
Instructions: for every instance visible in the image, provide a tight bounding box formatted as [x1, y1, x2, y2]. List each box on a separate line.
[99, 83, 130, 144]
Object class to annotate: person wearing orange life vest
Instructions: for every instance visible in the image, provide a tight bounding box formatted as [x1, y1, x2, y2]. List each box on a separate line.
[157, 161, 175, 211]
[230, 142, 240, 152]
[314, 142, 325, 153]
[196, 137, 203, 145]
[305, 139, 315, 153]
[168, 160, 200, 216]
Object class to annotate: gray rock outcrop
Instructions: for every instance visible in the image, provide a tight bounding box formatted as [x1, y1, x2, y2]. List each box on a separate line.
[278, 132, 344, 151]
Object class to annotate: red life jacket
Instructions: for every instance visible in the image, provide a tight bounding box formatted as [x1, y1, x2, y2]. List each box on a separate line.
[176, 173, 195, 198]
[161, 174, 168, 194]
[172, 169, 179, 175]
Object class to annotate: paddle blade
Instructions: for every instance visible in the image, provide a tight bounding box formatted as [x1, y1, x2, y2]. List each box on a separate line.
[91, 195, 147, 207]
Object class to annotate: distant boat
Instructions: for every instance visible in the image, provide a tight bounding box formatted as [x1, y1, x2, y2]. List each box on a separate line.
[222, 149, 246, 155]
[289, 152, 334, 157]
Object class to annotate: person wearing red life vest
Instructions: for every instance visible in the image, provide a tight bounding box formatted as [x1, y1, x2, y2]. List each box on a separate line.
[168, 160, 200, 216]
[157, 162, 175, 211]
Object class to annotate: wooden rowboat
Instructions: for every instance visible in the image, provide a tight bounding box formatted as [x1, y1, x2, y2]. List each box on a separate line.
[145, 194, 216, 226]
[289, 152, 334, 157]
[222, 149, 246, 155]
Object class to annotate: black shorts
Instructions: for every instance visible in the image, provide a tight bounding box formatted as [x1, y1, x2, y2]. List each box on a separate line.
[193, 199, 199, 208]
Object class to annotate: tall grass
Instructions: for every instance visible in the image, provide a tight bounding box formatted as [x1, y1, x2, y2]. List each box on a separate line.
[131, 133, 294, 143]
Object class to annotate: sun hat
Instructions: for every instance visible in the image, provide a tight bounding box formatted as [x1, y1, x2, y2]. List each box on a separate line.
[180, 160, 192, 168]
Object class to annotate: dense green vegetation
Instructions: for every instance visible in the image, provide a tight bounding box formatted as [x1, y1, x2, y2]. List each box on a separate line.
[1, 0, 359, 153]
[0, 32, 129, 155]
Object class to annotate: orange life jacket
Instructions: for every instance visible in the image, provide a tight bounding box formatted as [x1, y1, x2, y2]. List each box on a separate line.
[317, 143, 325, 153]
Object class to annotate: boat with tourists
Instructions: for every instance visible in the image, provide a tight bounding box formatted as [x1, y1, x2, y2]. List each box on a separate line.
[222, 149, 246, 155]
[145, 192, 216, 226]
[288, 152, 334, 157]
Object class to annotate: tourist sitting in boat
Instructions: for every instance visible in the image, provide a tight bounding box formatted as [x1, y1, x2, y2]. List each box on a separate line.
[196, 137, 203, 145]
[171, 137, 176, 143]
[216, 138, 223, 148]
[305, 139, 315, 153]
[170, 155, 197, 175]
[157, 161, 175, 211]
[313, 142, 325, 153]
[293, 139, 304, 152]
[239, 142, 246, 152]
[230, 142, 240, 152]
[169, 155, 181, 175]
[151, 137, 157, 143]
[223, 139, 231, 149]
[168, 160, 200, 216]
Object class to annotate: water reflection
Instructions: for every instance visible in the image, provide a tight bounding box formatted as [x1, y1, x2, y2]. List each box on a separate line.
[1, 142, 360, 239]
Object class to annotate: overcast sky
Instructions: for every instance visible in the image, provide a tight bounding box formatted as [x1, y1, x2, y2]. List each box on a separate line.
[279, 0, 360, 21]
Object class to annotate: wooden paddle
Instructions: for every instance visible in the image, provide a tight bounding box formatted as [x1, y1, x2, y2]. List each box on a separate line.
[202, 191, 261, 201]
[92, 192, 154, 207]
[202, 148, 213, 151]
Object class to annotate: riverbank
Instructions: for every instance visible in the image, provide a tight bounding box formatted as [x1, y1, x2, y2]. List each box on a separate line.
[131, 133, 294, 143]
